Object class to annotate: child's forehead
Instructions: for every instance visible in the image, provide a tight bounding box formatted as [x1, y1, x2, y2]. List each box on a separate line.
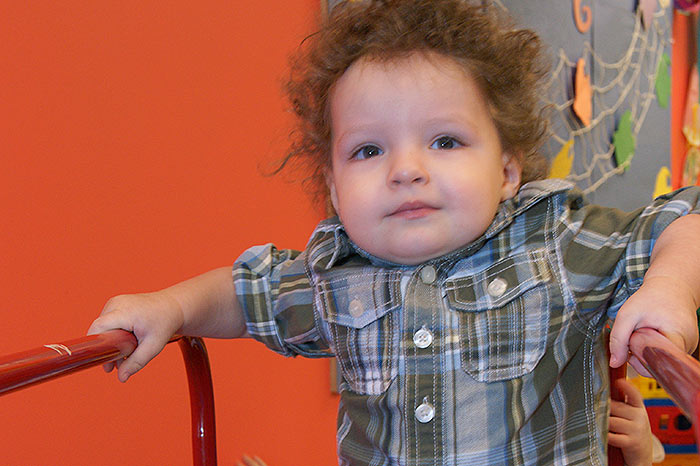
[337, 51, 478, 95]
[329, 52, 487, 121]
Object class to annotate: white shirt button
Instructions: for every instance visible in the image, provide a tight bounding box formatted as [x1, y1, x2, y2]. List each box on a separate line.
[415, 397, 435, 423]
[349, 298, 364, 318]
[413, 326, 433, 349]
[487, 277, 508, 298]
[420, 265, 437, 284]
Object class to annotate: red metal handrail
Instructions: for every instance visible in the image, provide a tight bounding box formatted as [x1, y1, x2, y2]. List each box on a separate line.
[2, 327, 698, 465]
[0, 330, 217, 466]
[630, 329, 700, 443]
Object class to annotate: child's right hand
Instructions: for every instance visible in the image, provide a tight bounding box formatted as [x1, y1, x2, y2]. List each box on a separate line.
[608, 378, 653, 466]
[87, 291, 185, 382]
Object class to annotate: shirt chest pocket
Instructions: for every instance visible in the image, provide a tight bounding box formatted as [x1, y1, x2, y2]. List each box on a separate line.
[317, 270, 401, 396]
[444, 249, 553, 383]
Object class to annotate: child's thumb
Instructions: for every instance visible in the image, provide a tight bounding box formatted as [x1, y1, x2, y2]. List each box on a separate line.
[116, 337, 166, 382]
[608, 323, 633, 368]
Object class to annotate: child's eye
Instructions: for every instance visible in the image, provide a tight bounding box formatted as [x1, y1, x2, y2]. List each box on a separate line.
[430, 136, 462, 150]
[353, 144, 383, 160]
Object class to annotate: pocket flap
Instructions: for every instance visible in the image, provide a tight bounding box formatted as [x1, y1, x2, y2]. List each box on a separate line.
[317, 269, 402, 329]
[445, 249, 551, 312]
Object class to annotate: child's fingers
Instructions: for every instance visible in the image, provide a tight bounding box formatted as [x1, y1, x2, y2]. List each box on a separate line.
[87, 294, 150, 336]
[607, 431, 632, 449]
[87, 311, 134, 374]
[608, 316, 635, 368]
[87, 310, 134, 336]
[115, 335, 167, 383]
[609, 399, 636, 421]
[104, 358, 126, 373]
[87, 318, 110, 336]
[608, 411, 638, 437]
[615, 379, 644, 407]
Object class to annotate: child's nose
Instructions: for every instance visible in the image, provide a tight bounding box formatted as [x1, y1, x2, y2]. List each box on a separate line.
[388, 151, 429, 186]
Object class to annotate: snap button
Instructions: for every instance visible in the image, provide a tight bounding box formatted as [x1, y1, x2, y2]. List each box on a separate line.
[420, 265, 436, 284]
[415, 397, 435, 423]
[413, 326, 433, 349]
[487, 277, 508, 298]
[349, 298, 364, 318]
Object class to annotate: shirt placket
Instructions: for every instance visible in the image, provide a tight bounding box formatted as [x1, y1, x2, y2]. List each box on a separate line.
[404, 263, 444, 465]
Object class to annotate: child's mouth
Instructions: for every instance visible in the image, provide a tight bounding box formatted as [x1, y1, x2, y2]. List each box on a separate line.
[389, 201, 437, 219]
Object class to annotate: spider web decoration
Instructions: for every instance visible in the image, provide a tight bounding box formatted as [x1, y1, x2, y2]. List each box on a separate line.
[493, 0, 673, 210]
[543, 7, 669, 193]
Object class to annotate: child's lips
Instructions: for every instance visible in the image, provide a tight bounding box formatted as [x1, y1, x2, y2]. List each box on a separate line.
[388, 201, 438, 219]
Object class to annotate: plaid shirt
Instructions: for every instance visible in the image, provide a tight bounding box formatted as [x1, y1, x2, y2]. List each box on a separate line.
[233, 179, 700, 466]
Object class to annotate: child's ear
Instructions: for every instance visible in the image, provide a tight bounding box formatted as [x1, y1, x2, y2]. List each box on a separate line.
[326, 171, 340, 215]
[500, 152, 522, 201]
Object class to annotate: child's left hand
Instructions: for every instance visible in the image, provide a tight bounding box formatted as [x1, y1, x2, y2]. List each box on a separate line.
[608, 379, 653, 466]
[609, 275, 699, 376]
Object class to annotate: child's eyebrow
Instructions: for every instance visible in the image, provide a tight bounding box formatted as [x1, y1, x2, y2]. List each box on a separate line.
[332, 122, 384, 147]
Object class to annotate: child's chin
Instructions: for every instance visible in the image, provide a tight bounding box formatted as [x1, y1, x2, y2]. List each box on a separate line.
[381, 245, 453, 266]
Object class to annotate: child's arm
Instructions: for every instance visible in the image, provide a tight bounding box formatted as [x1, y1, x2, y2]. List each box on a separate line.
[87, 266, 247, 382]
[609, 214, 700, 372]
[608, 379, 653, 466]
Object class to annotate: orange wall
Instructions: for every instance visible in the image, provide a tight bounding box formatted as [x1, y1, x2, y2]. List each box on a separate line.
[0, 2, 338, 465]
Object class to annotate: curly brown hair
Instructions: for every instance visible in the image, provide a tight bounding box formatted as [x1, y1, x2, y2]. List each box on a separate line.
[279, 0, 550, 210]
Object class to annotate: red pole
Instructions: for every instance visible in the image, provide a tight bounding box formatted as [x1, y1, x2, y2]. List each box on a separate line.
[179, 337, 217, 466]
[0, 330, 137, 395]
[607, 362, 627, 466]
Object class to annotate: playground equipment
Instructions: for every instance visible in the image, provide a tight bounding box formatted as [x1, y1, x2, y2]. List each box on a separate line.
[2, 327, 700, 465]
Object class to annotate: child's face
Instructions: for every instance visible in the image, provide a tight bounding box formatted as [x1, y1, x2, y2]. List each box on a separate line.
[327, 52, 521, 265]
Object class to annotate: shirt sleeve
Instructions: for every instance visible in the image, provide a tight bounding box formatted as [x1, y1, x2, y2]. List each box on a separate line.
[559, 186, 700, 320]
[233, 243, 332, 358]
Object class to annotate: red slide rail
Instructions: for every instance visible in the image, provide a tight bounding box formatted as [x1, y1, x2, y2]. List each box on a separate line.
[0, 330, 217, 466]
[1, 327, 700, 465]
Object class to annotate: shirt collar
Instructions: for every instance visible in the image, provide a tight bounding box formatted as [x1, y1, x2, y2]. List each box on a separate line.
[306, 178, 574, 271]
